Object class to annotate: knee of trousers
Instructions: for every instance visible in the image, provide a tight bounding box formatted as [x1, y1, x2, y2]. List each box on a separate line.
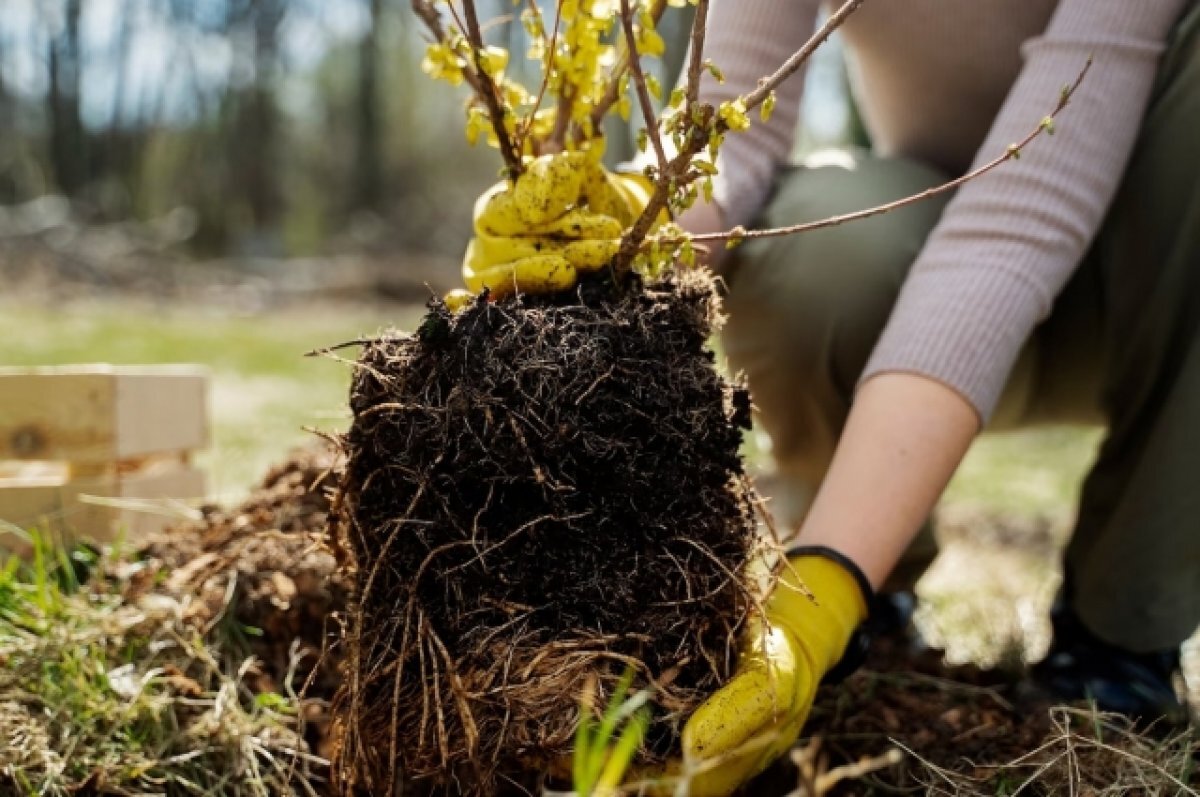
[721, 156, 951, 464]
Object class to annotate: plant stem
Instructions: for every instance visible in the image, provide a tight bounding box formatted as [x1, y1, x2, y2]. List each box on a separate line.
[683, 0, 709, 109]
[589, 0, 668, 130]
[741, 0, 865, 115]
[619, 0, 668, 173]
[515, 0, 564, 155]
[661, 58, 1093, 248]
[461, 0, 524, 176]
[612, 0, 867, 270]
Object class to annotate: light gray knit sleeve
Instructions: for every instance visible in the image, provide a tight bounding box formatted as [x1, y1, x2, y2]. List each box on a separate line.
[860, 0, 1188, 422]
[670, 0, 819, 228]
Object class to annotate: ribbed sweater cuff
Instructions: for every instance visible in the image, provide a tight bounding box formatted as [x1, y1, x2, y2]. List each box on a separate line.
[860, 265, 1047, 424]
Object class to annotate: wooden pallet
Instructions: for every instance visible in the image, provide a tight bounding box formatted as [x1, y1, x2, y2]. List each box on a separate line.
[0, 365, 209, 553]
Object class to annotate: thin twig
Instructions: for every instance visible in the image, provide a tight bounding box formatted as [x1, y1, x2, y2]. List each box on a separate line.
[665, 57, 1093, 248]
[461, 0, 524, 176]
[620, 0, 668, 173]
[589, 0, 668, 128]
[683, 0, 709, 109]
[515, 0, 563, 154]
[741, 0, 865, 114]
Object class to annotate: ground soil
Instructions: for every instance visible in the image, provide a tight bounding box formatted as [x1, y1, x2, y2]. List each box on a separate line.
[127, 443, 347, 759]
[134, 443, 1197, 796]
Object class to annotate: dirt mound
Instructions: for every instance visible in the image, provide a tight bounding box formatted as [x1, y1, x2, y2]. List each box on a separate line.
[128, 444, 347, 756]
[331, 272, 764, 795]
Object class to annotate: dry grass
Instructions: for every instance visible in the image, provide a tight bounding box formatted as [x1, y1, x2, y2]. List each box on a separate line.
[0, 535, 324, 796]
[901, 706, 1199, 797]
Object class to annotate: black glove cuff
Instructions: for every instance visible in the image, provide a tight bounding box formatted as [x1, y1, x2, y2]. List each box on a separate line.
[784, 544, 876, 685]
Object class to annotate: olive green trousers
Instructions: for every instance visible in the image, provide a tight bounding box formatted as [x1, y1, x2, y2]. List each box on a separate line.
[722, 5, 1200, 653]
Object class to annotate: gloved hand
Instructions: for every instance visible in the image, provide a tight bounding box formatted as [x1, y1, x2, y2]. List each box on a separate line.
[445, 151, 658, 310]
[678, 547, 871, 797]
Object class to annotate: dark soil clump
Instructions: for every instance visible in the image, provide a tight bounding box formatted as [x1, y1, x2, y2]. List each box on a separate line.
[331, 272, 763, 795]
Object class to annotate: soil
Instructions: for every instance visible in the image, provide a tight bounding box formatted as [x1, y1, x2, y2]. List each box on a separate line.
[331, 272, 763, 795]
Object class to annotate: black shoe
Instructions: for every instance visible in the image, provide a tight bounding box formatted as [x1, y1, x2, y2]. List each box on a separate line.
[1031, 606, 1186, 723]
[867, 590, 918, 638]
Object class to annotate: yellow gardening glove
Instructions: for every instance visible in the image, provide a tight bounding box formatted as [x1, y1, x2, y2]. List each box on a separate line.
[445, 151, 659, 310]
[678, 548, 871, 797]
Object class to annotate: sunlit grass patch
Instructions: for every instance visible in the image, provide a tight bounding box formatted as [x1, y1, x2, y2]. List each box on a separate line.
[0, 533, 322, 796]
[0, 299, 421, 500]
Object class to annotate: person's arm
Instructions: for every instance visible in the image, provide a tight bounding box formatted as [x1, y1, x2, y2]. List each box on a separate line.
[818, 0, 1188, 583]
[861, 0, 1189, 421]
[679, 5, 1189, 793]
[793, 373, 978, 587]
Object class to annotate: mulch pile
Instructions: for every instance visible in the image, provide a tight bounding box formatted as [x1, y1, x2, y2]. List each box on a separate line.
[330, 272, 764, 795]
[126, 444, 348, 757]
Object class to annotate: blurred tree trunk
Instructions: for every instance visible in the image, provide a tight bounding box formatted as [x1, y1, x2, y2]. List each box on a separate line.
[108, 1, 135, 135]
[355, 0, 384, 211]
[0, 34, 9, 128]
[0, 33, 13, 202]
[227, 0, 286, 242]
[102, 0, 138, 208]
[47, 0, 88, 195]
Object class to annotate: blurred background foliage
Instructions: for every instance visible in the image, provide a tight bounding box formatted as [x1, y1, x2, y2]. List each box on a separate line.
[0, 0, 855, 268]
[2, 0, 496, 262]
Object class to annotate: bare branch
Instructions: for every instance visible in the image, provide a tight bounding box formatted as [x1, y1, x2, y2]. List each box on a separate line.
[548, 87, 575, 152]
[619, 0, 668, 173]
[665, 58, 1094, 248]
[741, 0, 865, 114]
[588, 0, 668, 129]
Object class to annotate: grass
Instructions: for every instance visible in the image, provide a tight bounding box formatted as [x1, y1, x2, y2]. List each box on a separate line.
[0, 299, 422, 502]
[0, 533, 320, 796]
[2, 297, 1101, 512]
[903, 706, 1199, 797]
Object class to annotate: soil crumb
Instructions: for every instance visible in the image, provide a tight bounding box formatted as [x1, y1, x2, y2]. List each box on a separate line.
[331, 272, 763, 795]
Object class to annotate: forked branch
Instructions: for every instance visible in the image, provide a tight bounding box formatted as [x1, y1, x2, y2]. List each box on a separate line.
[613, 0, 865, 270]
[413, 0, 524, 177]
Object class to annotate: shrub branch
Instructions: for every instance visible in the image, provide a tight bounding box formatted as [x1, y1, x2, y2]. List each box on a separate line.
[412, 0, 524, 177]
[460, 0, 524, 176]
[669, 57, 1093, 249]
[620, 0, 668, 173]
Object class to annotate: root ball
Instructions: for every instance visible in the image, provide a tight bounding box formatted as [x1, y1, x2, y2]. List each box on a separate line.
[332, 272, 763, 795]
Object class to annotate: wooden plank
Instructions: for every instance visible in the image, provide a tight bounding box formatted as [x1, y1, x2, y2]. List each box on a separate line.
[114, 370, 209, 460]
[0, 464, 206, 554]
[0, 365, 209, 463]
